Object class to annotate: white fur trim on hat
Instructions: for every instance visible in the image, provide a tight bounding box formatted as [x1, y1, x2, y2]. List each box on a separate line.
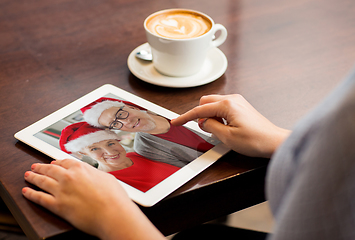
[83, 101, 125, 128]
[64, 130, 120, 153]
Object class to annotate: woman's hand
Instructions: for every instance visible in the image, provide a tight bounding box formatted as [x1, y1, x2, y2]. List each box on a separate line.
[22, 159, 164, 240]
[171, 94, 290, 158]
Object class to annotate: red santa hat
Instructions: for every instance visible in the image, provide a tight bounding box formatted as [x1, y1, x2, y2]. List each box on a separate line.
[81, 97, 146, 128]
[59, 122, 120, 154]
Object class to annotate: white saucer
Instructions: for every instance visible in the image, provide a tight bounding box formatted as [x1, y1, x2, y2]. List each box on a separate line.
[127, 43, 228, 88]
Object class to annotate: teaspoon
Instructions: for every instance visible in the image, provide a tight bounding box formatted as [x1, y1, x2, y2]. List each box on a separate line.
[135, 49, 153, 61]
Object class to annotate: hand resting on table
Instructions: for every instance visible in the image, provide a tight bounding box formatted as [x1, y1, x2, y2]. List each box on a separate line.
[22, 159, 165, 240]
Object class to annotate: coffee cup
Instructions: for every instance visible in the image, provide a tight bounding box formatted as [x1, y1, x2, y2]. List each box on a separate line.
[144, 9, 227, 77]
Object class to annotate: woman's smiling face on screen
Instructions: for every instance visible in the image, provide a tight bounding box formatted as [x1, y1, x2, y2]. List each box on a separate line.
[81, 139, 128, 165]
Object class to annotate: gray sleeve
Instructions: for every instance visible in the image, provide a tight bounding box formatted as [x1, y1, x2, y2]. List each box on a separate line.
[266, 67, 355, 240]
[133, 132, 204, 168]
[187, 127, 221, 146]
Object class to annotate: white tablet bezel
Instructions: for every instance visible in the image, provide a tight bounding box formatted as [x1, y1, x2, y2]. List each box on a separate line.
[14, 84, 230, 207]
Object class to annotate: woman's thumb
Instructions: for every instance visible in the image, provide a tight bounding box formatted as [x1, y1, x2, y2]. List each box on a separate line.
[198, 117, 228, 140]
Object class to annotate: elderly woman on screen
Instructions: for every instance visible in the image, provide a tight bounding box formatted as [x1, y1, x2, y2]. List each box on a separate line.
[59, 122, 179, 192]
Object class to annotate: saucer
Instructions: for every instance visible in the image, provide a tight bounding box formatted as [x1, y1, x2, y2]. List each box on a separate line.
[127, 43, 228, 88]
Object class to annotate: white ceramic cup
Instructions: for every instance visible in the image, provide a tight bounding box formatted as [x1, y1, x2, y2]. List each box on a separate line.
[144, 9, 227, 77]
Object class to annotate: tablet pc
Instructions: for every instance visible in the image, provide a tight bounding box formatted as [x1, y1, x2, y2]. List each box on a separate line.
[15, 84, 230, 207]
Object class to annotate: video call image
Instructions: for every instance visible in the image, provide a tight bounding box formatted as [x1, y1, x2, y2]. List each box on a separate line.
[34, 94, 216, 192]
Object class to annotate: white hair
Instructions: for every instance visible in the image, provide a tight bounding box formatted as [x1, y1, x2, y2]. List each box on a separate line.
[65, 130, 120, 153]
[83, 100, 125, 128]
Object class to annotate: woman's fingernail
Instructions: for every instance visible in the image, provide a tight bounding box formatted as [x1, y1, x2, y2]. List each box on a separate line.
[22, 188, 27, 194]
[198, 118, 207, 129]
[24, 171, 30, 178]
[31, 164, 37, 170]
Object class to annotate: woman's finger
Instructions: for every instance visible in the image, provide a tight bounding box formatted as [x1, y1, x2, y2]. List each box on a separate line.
[24, 171, 58, 194]
[200, 118, 237, 145]
[172, 101, 228, 126]
[31, 162, 68, 181]
[51, 158, 82, 169]
[22, 187, 56, 211]
[199, 94, 228, 105]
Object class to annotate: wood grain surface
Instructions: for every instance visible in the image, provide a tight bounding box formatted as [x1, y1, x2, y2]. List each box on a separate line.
[1, 0, 355, 239]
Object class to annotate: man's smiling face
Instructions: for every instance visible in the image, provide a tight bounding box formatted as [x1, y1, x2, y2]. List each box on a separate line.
[98, 105, 157, 133]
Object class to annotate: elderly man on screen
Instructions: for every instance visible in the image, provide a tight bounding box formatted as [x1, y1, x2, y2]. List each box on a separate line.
[80, 97, 218, 167]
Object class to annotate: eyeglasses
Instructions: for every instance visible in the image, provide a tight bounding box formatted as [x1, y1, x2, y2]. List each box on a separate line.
[108, 106, 129, 130]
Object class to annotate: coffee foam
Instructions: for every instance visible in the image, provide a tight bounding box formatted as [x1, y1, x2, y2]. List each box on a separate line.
[146, 11, 212, 39]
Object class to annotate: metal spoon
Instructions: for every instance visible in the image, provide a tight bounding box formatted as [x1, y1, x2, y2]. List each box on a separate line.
[135, 49, 153, 61]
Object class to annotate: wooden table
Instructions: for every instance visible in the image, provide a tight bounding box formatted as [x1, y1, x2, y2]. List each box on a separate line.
[1, 0, 355, 239]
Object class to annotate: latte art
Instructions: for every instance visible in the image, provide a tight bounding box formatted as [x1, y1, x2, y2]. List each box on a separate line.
[146, 11, 212, 39]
